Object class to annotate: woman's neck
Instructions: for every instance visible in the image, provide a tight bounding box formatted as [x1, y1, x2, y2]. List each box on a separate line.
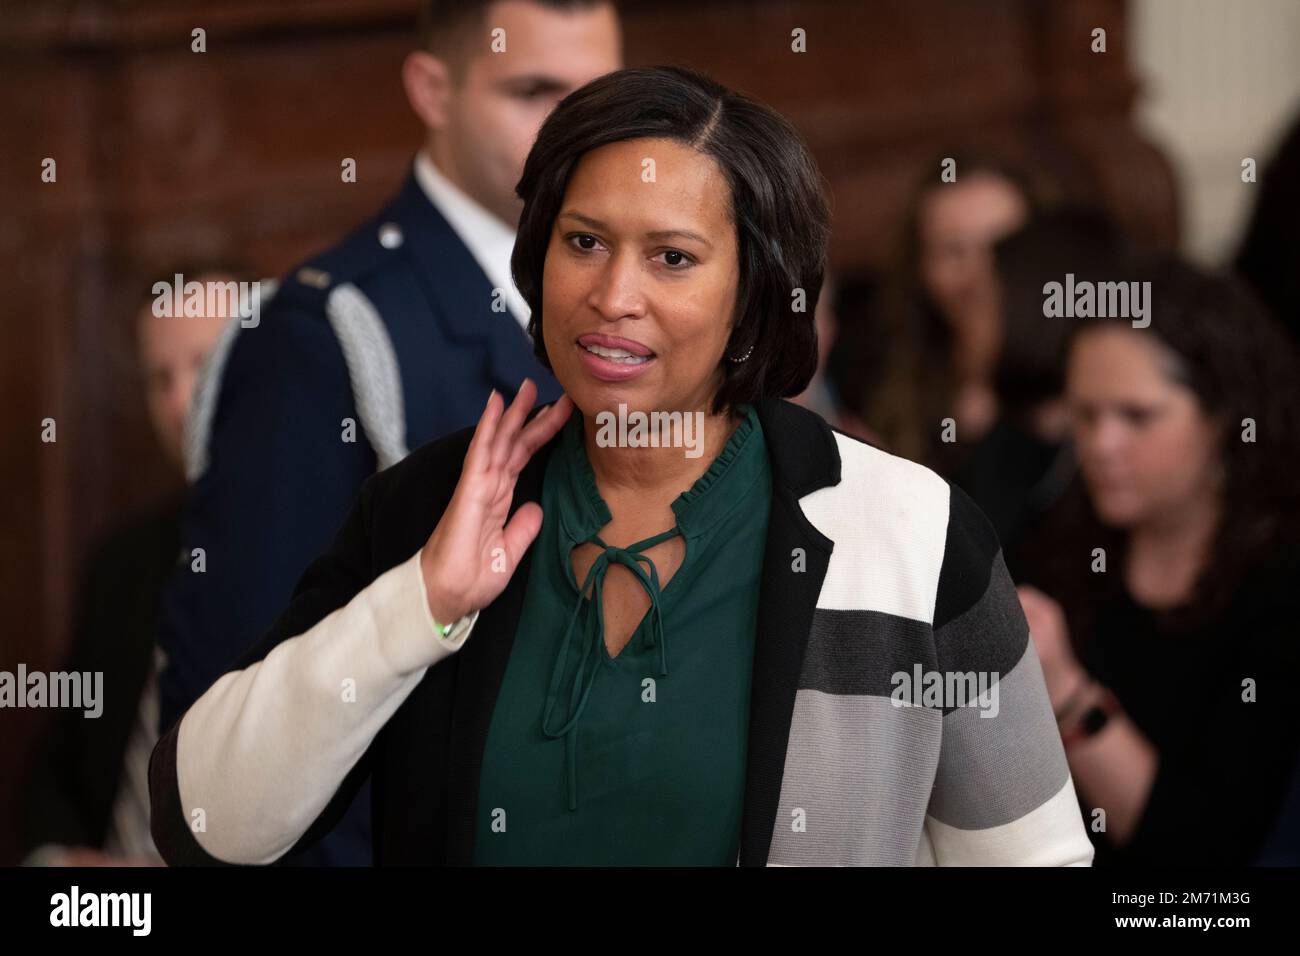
[1124, 489, 1222, 609]
[581, 404, 744, 502]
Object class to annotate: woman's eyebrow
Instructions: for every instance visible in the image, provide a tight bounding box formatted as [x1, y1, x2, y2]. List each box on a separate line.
[559, 210, 712, 248]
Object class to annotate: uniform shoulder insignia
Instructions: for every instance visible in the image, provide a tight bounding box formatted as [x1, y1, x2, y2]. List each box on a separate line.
[295, 266, 333, 289]
[315, 215, 407, 287]
[273, 208, 409, 315]
[265, 260, 335, 316]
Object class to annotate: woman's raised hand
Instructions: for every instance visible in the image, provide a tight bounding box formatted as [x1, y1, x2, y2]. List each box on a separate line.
[419, 378, 573, 624]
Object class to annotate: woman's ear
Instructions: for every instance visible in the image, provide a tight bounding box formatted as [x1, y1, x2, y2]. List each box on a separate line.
[1210, 408, 1234, 444]
[402, 50, 453, 134]
[1208, 409, 1233, 488]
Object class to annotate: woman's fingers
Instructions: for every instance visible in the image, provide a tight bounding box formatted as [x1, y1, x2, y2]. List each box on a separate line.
[490, 378, 538, 471]
[465, 388, 502, 476]
[500, 501, 545, 568]
[466, 380, 541, 479]
[423, 386, 571, 619]
[508, 394, 572, 475]
[462, 381, 570, 518]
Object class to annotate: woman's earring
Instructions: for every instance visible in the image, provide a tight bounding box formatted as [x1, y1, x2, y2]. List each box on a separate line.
[727, 344, 754, 363]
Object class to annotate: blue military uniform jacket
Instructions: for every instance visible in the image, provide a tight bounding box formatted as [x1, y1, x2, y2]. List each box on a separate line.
[157, 162, 561, 864]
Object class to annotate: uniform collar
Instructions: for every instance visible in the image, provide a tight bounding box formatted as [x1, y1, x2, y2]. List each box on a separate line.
[387, 161, 549, 394]
[411, 149, 529, 328]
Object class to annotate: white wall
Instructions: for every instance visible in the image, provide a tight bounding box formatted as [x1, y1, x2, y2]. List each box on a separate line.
[1131, 0, 1300, 264]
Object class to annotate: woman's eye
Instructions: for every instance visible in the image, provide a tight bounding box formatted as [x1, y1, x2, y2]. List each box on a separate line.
[568, 233, 600, 252]
[657, 249, 694, 269]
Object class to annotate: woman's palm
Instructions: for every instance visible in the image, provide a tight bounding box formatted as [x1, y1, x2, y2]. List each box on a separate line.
[420, 379, 572, 623]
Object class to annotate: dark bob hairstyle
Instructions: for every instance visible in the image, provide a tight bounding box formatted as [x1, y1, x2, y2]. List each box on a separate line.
[510, 65, 832, 414]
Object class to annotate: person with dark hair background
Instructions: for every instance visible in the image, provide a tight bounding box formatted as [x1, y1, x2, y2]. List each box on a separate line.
[956, 205, 1129, 579]
[1017, 256, 1300, 865]
[856, 151, 1059, 475]
[150, 65, 1092, 867]
[820, 270, 885, 444]
[1235, 111, 1300, 352]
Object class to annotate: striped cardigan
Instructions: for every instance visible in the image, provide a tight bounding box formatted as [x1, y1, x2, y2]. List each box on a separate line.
[149, 397, 1094, 866]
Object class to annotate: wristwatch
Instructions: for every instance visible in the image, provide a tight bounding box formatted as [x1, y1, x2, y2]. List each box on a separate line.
[1061, 685, 1120, 749]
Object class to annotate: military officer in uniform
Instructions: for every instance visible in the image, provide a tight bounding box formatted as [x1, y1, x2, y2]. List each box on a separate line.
[155, 0, 622, 865]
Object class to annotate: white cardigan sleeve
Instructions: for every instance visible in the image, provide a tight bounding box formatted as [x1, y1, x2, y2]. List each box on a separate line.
[166, 549, 476, 865]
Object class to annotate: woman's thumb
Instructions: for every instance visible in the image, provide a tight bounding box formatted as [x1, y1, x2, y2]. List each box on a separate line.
[500, 502, 544, 569]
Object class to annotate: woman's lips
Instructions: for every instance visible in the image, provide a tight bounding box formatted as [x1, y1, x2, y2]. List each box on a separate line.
[577, 332, 653, 356]
[575, 341, 657, 382]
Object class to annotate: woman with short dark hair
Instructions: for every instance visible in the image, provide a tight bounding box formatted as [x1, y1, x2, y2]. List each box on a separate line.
[150, 66, 1093, 866]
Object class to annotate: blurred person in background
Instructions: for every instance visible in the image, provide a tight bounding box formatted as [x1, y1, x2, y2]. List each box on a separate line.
[1235, 109, 1300, 352]
[1229, 111, 1300, 863]
[858, 151, 1056, 476]
[956, 205, 1128, 580]
[22, 266, 244, 867]
[154, 0, 622, 866]
[790, 267, 876, 442]
[820, 269, 884, 445]
[1016, 257, 1300, 866]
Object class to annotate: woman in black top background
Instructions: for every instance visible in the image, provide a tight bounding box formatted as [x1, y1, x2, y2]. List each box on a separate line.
[955, 206, 1129, 581]
[1017, 256, 1300, 865]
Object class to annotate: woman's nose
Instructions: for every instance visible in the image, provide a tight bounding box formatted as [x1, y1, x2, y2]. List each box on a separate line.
[1084, 415, 1129, 462]
[585, 250, 646, 320]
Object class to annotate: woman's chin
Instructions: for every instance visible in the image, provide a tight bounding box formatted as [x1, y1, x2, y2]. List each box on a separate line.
[560, 368, 655, 412]
[1089, 493, 1144, 528]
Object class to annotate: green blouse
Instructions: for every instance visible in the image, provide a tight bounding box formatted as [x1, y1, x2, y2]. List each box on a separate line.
[473, 402, 772, 865]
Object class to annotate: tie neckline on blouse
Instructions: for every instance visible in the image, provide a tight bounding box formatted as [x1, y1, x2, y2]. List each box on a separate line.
[539, 404, 761, 812]
[541, 524, 680, 811]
